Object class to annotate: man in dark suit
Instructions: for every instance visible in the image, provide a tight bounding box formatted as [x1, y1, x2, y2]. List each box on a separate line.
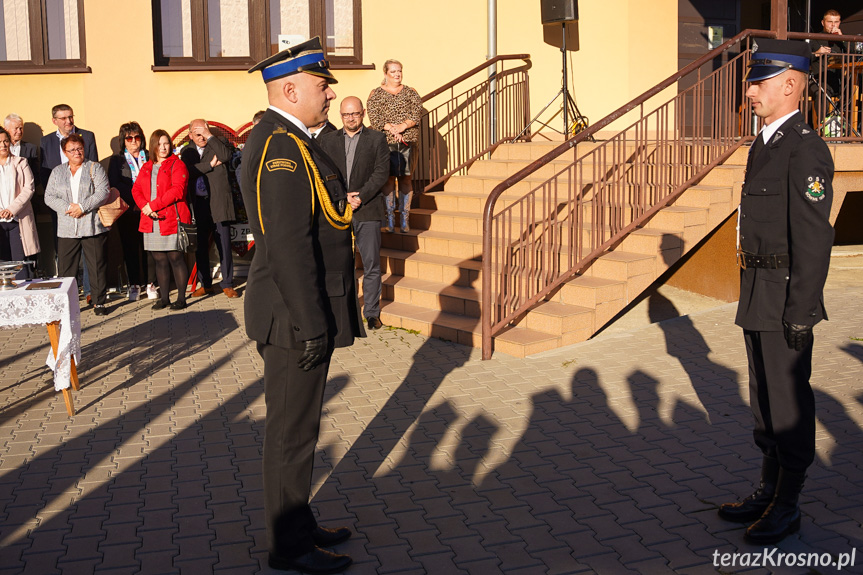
[718, 39, 834, 545]
[320, 96, 389, 330]
[4, 114, 40, 188]
[242, 37, 364, 574]
[181, 119, 239, 298]
[39, 104, 98, 186]
[39, 104, 99, 272]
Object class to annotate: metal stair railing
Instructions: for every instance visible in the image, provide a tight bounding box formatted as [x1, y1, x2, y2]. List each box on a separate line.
[480, 29, 863, 359]
[414, 54, 532, 193]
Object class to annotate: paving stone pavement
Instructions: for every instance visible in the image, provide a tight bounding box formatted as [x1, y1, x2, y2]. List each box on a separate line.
[0, 278, 861, 575]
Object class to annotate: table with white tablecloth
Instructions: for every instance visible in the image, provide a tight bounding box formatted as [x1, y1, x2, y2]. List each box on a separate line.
[0, 277, 81, 415]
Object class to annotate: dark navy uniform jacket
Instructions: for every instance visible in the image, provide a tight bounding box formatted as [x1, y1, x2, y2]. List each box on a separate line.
[240, 109, 364, 350]
[735, 111, 834, 332]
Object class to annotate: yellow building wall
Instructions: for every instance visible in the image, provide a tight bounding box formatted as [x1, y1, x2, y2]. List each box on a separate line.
[1, 0, 679, 158]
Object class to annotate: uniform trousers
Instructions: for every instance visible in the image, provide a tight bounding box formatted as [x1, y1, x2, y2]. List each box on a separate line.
[259, 342, 333, 560]
[58, 233, 107, 305]
[353, 220, 382, 319]
[193, 196, 233, 289]
[744, 329, 815, 473]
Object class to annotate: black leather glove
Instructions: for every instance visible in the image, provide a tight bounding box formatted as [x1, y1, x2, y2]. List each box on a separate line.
[783, 321, 813, 351]
[298, 334, 328, 371]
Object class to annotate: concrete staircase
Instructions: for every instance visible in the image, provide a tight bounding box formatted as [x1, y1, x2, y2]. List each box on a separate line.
[358, 139, 856, 357]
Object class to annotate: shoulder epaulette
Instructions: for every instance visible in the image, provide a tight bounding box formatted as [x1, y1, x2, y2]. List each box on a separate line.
[793, 122, 814, 137]
[273, 125, 287, 135]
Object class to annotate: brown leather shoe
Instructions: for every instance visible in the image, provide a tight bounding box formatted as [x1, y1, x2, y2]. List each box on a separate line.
[192, 286, 215, 297]
[223, 287, 240, 298]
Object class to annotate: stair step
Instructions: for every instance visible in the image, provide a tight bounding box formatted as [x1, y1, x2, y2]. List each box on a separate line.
[383, 274, 480, 316]
[382, 228, 484, 259]
[379, 300, 560, 358]
[522, 300, 595, 338]
[410, 208, 483, 235]
[696, 164, 745, 186]
[379, 248, 481, 287]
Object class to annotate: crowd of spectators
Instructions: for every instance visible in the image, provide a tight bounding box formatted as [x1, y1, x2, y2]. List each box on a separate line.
[4, 62, 423, 318]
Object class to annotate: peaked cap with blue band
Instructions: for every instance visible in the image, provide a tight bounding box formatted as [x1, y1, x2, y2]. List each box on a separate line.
[248, 36, 337, 84]
[745, 38, 811, 82]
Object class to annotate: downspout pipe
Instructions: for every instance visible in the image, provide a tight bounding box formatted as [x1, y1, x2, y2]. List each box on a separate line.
[488, 0, 497, 145]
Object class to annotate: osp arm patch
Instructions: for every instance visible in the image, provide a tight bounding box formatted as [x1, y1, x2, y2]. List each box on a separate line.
[266, 158, 297, 172]
[805, 176, 827, 202]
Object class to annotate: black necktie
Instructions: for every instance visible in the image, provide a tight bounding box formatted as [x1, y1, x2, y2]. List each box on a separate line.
[747, 134, 765, 172]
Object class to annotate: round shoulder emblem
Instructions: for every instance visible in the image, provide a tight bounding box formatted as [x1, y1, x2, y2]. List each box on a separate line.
[805, 176, 826, 202]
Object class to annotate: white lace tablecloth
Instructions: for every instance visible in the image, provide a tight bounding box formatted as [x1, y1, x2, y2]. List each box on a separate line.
[0, 277, 81, 391]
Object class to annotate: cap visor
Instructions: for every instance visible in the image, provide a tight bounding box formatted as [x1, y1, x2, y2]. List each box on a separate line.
[306, 69, 338, 84]
[744, 66, 788, 82]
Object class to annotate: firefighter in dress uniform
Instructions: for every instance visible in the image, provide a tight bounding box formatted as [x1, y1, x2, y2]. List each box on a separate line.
[717, 38, 834, 545]
[241, 37, 365, 574]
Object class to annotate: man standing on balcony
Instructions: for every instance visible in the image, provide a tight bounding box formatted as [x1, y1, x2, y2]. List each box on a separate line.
[719, 39, 834, 545]
[320, 96, 390, 331]
[242, 37, 364, 574]
[808, 9, 844, 99]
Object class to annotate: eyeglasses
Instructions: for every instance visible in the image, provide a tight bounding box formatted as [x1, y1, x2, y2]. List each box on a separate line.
[65, 147, 85, 154]
[341, 112, 363, 118]
[54, 115, 74, 123]
[125, 135, 142, 142]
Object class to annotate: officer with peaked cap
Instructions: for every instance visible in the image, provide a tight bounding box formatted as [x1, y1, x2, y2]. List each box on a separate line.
[717, 39, 834, 545]
[242, 37, 364, 573]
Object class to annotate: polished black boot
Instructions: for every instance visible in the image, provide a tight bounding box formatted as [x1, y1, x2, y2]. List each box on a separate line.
[718, 456, 779, 523]
[745, 468, 806, 545]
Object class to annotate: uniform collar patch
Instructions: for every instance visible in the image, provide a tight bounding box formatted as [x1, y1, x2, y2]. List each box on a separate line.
[805, 176, 826, 202]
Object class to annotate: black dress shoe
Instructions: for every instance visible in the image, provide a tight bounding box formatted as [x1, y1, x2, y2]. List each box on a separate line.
[312, 526, 352, 547]
[152, 300, 168, 310]
[268, 547, 352, 574]
[169, 300, 187, 310]
[93, 305, 108, 316]
[367, 317, 383, 330]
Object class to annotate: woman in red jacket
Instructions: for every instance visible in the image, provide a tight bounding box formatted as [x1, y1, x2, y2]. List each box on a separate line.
[132, 129, 192, 310]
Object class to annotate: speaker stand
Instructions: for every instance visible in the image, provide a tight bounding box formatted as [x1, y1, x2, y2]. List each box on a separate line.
[512, 22, 592, 142]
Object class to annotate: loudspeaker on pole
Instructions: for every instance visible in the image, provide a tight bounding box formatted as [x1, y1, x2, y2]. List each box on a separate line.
[541, 0, 579, 51]
[540, 0, 578, 24]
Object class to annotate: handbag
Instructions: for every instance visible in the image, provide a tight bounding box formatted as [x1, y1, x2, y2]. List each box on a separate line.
[98, 186, 130, 227]
[176, 201, 197, 253]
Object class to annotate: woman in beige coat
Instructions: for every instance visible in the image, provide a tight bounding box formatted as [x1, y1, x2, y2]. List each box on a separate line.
[0, 128, 39, 278]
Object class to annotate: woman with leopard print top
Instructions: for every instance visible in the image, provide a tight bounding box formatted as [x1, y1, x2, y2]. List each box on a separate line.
[366, 59, 422, 233]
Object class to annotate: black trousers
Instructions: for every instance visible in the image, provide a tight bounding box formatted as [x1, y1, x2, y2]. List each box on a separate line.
[354, 220, 382, 319]
[58, 233, 108, 305]
[0, 221, 31, 279]
[193, 196, 233, 289]
[115, 208, 146, 285]
[744, 330, 816, 473]
[259, 342, 332, 559]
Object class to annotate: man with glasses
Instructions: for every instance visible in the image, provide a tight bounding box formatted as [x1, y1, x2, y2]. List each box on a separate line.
[320, 96, 390, 330]
[39, 104, 98, 186]
[39, 104, 98, 276]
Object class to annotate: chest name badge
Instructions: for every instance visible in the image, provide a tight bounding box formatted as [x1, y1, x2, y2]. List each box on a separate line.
[266, 159, 297, 172]
[805, 176, 826, 202]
